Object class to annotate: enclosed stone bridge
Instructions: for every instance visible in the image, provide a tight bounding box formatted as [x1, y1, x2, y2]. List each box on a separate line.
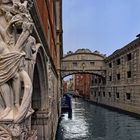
[61, 49, 106, 78]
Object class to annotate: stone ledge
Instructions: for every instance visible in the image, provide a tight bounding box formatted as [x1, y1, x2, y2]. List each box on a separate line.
[32, 111, 51, 119]
[31, 111, 51, 125]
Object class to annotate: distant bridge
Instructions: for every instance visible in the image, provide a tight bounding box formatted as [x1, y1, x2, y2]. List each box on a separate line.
[61, 49, 106, 78]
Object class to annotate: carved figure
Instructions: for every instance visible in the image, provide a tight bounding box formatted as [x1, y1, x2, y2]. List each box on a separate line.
[0, 0, 34, 123]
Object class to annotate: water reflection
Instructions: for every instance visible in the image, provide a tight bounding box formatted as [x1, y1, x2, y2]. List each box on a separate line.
[56, 98, 140, 140]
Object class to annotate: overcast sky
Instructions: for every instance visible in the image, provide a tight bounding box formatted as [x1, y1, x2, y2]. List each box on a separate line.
[63, 0, 140, 56]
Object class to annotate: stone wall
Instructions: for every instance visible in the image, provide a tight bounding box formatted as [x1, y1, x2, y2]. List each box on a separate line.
[30, 0, 63, 139]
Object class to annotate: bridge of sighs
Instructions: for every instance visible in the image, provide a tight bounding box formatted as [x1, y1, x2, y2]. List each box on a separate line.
[61, 49, 106, 78]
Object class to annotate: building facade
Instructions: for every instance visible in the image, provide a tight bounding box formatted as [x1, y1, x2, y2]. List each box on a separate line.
[74, 74, 91, 98]
[90, 37, 140, 115]
[31, 0, 63, 139]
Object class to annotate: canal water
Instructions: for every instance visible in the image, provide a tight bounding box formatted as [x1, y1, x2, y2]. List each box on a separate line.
[56, 98, 140, 140]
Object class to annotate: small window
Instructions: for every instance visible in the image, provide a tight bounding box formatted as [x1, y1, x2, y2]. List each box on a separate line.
[98, 92, 100, 96]
[117, 74, 120, 80]
[95, 79, 97, 83]
[127, 53, 132, 61]
[117, 58, 121, 65]
[109, 63, 112, 68]
[73, 62, 77, 67]
[109, 76, 112, 81]
[127, 71, 131, 78]
[116, 92, 119, 98]
[94, 92, 96, 97]
[108, 92, 111, 97]
[126, 93, 131, 100]
[103, 92, 105, 97]
[90, 62, 95, 66]
[99, 78, 101, 83]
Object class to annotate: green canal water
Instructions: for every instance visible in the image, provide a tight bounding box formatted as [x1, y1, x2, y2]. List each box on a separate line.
[56, 98, 140, 140]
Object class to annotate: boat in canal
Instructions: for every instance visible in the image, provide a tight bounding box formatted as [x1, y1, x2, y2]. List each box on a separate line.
[61, 93, 72, 111]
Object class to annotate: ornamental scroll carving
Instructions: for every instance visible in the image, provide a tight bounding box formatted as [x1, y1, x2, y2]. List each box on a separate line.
[0, 0, 35, 128]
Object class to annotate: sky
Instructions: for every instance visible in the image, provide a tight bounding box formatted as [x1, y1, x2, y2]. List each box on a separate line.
[63, 0, 140, 56]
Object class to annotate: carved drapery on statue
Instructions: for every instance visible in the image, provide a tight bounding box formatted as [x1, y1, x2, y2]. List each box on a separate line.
[0, 0, 37, 139]
[0, 52, 25, 85]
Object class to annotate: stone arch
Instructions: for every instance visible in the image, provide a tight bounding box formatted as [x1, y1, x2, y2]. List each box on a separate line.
[62, 71, 106, 79]
[32, 45, 48, 112]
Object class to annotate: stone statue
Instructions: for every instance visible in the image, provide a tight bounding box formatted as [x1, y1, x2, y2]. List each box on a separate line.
[23, 35, 36, 77]
[0, 0, 34, 123]
[0, 0, 38, 138]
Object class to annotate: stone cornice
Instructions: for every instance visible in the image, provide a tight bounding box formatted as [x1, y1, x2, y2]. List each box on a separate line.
[63, 52, 106, 60]
[105, 37, 140, 62]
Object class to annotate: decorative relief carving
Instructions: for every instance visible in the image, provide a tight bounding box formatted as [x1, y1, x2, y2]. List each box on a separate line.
[0, 125, 12, 140]
[47, 60, 53, 109]
[0, 0, 36, 139]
